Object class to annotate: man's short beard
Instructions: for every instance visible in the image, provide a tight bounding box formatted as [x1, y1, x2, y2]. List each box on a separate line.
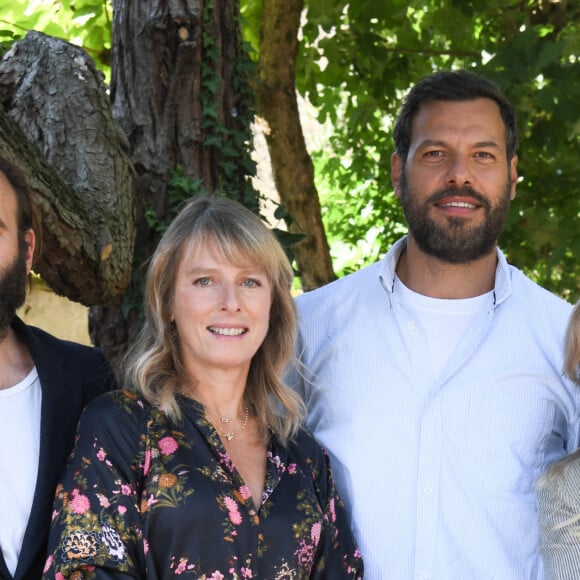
[0, 237, 29, 338]
[399, 168, 511, 264]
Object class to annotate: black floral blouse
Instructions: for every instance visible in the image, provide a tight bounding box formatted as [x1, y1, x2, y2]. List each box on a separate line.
[43, 390, 363, 579]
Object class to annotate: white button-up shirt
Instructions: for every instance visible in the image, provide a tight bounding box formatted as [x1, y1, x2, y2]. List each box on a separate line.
[291, 237, 579, 579]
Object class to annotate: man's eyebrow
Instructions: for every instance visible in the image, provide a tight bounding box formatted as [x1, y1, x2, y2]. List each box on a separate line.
[415, 139, 447, 149]
[416, 139, 501, 149]
[473, 140, 501, 149]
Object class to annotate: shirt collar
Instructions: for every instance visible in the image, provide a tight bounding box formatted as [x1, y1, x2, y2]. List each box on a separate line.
[378, 235, 512, 308]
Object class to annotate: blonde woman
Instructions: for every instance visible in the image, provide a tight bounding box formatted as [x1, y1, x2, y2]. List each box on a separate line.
[537, 301, 580, 579]
[43, 196, 363, 579]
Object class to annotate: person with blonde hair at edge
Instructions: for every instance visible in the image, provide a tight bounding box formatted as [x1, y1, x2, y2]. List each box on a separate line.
[537, 301, 580, 579]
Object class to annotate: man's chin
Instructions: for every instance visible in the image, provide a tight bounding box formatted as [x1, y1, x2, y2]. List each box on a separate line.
[416, 234, 497, 265]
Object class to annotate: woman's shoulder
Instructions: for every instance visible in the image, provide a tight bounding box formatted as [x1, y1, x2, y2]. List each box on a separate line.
[284, 428, 330, 470]
[80, 389, 155, 435]
[537, 452, 580, 507]
[84, 388, 151, 413]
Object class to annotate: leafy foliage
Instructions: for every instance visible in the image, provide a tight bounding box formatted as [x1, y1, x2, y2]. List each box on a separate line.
[0, 0, 112, 68]
[294, 0, 579, 300]
[2, 1, 579, 303]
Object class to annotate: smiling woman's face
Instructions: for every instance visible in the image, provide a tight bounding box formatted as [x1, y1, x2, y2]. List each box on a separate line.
[170, 239, 272, 381]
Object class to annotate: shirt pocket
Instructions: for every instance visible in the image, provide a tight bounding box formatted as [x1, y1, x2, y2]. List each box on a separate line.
[466, 393, 556, 493]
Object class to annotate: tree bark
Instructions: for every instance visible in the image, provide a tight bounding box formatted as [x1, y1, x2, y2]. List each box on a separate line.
[256, 0, 336, 291]
[90, 0, 250, 372]
[0, 31, 135, 305]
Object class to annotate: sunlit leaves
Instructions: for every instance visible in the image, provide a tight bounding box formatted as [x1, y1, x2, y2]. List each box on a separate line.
[0, 0, 112, 70]
[295, 0, 579, 299]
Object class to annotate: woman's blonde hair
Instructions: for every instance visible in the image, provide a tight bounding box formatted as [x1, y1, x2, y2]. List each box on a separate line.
[122, 195, 305, 444]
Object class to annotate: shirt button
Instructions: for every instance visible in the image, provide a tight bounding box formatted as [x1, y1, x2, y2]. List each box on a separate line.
[408, 321, 416, 330]
[420, 571, 429, 579]
[423, 485, 432, 495]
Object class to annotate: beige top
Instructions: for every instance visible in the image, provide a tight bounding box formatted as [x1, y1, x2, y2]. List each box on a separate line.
[537, 455, 580, 579]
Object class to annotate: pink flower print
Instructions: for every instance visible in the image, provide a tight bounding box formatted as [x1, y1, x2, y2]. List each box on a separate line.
[218, 450, 233, 471]
[295, 538, 315, 567]
[118, 505, 127, 515]
[224, 496, 242, 525]
[96, 494, 110, 508]
[210, 572, 225, 580]
[97, 448, 107, 461]
[311, 521, 322, 545]
[239, 485, 252, 501]
[158, 436, 178, 455]
[143, 450, 151, 476]
[241, 567, 253, 578]
[43, 555, 53, 573]
[175, 559, 187, 574]
[288, 463, 297, 474]
[56, 573, 65, 580]
[51, 509, 59, 521]
[121, 484, 132, 496]
[329, 497, 336, 522]
[70, 489, 90, 514]
[144, 538, 150, 555]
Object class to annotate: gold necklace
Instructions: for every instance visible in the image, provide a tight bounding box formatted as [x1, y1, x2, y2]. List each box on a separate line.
[206, 404, 250, 441]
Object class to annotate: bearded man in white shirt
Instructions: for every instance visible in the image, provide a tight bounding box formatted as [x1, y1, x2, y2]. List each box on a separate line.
[291, 70, 577, 579]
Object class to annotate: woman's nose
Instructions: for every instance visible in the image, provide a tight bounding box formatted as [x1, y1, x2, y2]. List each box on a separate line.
[219, 283, 241, 311]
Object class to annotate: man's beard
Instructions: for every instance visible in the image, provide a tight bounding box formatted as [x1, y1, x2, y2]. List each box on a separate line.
[399, 168, 511, 264]
[0, 239, 29, 337]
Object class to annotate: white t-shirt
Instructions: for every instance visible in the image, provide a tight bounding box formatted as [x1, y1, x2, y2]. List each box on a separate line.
[0, 367, 41, 576]
[394, 275, 495, 378]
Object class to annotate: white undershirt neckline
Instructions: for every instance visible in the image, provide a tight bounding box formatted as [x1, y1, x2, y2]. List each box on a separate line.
[0, 366, 41, 576]
[393, 275, 494, 378]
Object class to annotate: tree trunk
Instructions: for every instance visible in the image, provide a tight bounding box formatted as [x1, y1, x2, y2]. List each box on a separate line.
[0, 31, 135, 305]
[90, 0, 254, 373]
[256, 0, 336, 291]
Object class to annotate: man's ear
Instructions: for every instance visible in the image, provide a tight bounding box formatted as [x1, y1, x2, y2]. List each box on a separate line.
[391, 153, 403, 198]
[24, 229, 35, 273]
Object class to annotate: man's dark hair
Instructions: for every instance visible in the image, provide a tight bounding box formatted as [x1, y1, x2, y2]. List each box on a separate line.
[0, 156, 39, 259]
[393, 70, 518, 164]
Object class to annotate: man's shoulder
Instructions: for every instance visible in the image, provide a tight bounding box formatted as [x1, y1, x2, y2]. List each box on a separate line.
[297, 259, 385, 307]
[508, 265, 572, 315]
[14, 318, 116, 389]
[22, 321, 105, 360]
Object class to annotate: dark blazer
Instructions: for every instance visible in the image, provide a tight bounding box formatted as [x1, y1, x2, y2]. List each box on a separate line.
[0, 317, 117, 580]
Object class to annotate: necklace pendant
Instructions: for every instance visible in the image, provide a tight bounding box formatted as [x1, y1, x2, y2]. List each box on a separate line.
[220, 417, 230, 423]
[226, 434, 234, 441]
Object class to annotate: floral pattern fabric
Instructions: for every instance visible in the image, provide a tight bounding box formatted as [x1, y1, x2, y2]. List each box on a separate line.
[42, 390, 363, 579]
